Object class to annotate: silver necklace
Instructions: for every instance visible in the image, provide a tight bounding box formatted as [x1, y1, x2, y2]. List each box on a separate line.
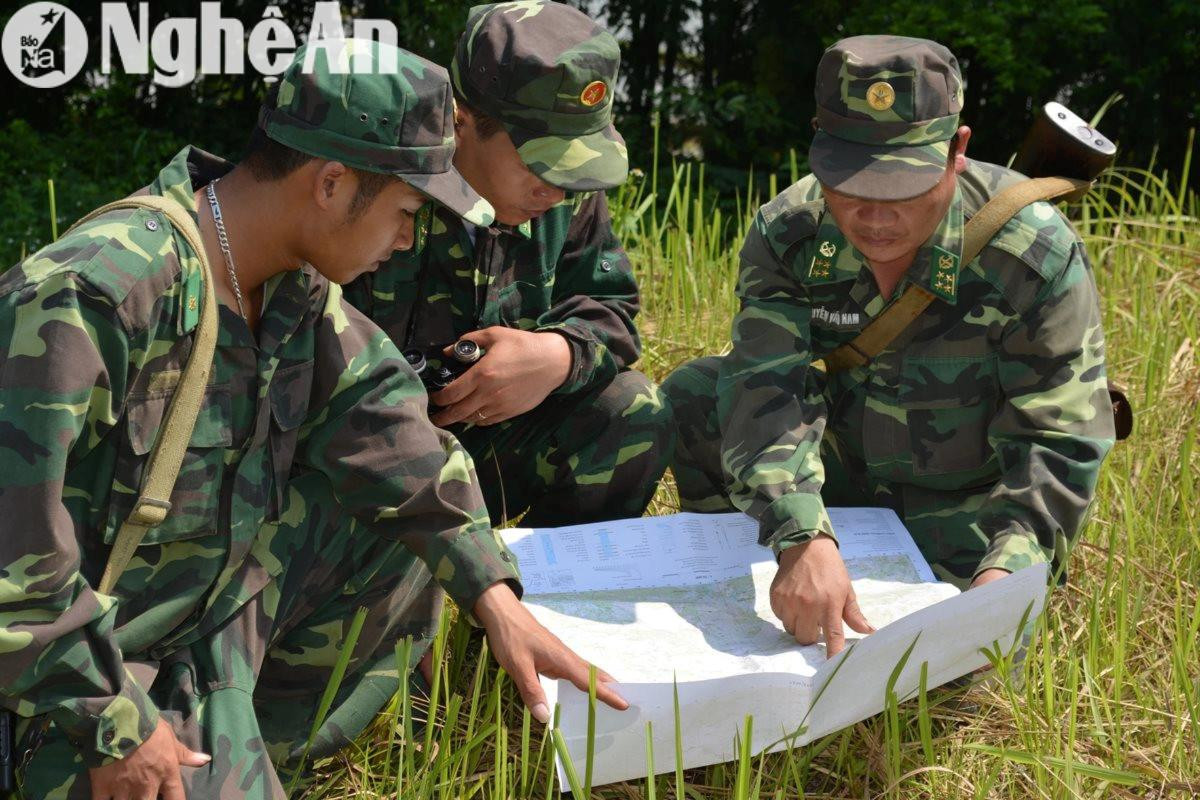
[205, 178, 248, 321]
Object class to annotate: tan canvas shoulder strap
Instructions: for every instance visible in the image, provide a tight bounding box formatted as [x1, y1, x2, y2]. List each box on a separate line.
[822, 176, 1090, 374]
[62, 196, 218, 594]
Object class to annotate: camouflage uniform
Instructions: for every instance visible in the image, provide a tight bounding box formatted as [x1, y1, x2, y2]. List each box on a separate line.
[0, 43, 518, 799]
[663, 37, 1115, 588]
[345, 2, 671, 527]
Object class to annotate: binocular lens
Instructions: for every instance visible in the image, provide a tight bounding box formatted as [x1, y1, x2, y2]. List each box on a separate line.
[402, 349, 427, 374]
[453, 340, 482, 363]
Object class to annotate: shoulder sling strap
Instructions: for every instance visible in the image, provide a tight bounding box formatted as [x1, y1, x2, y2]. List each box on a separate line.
[821, 176, 1091, 374]
[62, 195, 219, 594]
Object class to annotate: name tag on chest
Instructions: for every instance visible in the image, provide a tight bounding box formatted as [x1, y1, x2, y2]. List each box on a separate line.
[812, 307, 862, 330]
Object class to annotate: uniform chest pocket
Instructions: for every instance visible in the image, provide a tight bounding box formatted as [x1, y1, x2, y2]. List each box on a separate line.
[899, 355, 999, 476]
[105, 382, 234, 545]
[498, 278, 551, 327]
[268, 361, 314, 519]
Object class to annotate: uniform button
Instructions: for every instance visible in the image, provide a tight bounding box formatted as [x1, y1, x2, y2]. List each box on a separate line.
[145, 219, 159, 231]
[600, 260, 612, 272]
[102, 730, 115, 744]
[501, 552, 512, 562]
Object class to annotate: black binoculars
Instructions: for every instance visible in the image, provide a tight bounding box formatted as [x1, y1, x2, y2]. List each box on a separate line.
[403, 339, 484, 395]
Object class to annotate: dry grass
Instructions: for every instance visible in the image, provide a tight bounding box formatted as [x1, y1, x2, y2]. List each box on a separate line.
[306, 155, 1199, 799]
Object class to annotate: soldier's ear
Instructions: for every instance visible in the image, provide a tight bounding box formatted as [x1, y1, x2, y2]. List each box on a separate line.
[953, 126, 972, 174]
[311, 160, 351, 211]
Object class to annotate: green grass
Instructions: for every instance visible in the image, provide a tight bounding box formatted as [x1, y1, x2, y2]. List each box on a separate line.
[298, 141, 1200, 798]
[16, 134, 1191, 796]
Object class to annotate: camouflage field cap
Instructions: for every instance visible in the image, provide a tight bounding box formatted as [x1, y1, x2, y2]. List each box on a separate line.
[260, 39, 494, 226]
[810, 35, 964, 201]
[452, 1, 629, 191]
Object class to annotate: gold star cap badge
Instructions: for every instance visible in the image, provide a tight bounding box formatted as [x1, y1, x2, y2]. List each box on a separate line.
[867, 81, 896, 111]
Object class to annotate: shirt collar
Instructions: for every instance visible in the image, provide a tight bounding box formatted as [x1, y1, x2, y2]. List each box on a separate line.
[803, 185, 964, 304]
[436, 205, 534, 243]
[148, 145, 310, 349]
[148, 145, 233, 223]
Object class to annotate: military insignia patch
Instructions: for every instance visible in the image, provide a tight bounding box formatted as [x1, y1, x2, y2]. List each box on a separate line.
[818, 240, 837, 258]
[808, 257, 833, 279]
[414, 202, 434, 254]
[580, 80, 607, 107]
[867, 81, 895, 111]
[930, 246, 959, 301]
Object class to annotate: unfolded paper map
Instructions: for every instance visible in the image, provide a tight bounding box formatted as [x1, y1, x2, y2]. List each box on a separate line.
[501, 509, 1048, 788]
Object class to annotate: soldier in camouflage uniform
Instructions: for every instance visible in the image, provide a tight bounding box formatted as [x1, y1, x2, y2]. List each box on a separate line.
[663, 36, 1115, 654]
[0, 41, 624, 800]
[344, 1, 672, 528]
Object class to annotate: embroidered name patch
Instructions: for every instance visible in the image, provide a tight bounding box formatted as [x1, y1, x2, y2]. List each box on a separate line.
[812, 307, 861, 328]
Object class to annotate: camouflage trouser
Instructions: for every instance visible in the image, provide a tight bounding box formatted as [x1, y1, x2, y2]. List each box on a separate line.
[663, 356, 995, 589]
[17, 471, 440, 799]
[451, 369, 673, 527]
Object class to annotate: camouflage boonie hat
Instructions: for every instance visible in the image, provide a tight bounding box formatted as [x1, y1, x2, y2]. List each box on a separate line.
[260, 39, 494, 226]
[452, 1, 629, 191]
[810, 35, 964, 201]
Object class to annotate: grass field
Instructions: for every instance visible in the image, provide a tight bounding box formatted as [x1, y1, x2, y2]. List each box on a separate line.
[295, 138, 1200, 799]
[299, 146, 1200, 798]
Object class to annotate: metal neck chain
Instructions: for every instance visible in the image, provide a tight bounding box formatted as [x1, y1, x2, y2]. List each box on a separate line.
[205, 178, 248, 321]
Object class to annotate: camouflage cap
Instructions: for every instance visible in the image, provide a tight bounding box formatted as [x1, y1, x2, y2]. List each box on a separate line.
[809, 35, 964, 201]
[452, 1, 628, 192]
[260, 39, 494, 226]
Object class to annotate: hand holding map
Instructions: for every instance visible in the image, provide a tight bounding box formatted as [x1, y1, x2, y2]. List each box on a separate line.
[502, 509, 1048, 787]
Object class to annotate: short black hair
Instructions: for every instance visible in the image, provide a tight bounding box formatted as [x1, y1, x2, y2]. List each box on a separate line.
[242, 126, 398, 220]
[452, 92, 505, 139]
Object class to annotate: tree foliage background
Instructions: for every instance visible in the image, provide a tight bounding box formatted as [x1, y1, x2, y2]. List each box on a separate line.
[1, 0, 1196, 253]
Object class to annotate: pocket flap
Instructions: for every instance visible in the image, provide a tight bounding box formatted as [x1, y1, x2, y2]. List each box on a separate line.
[127, 384, 233, 455]
[898, 355, 997, 410]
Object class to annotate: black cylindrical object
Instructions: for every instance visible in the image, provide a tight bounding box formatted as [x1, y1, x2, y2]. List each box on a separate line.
[402, 348, 427, 375]
[430, 366, 457, 390]
[1012, 102, 1117, 183]
[0, 709, 14, 793]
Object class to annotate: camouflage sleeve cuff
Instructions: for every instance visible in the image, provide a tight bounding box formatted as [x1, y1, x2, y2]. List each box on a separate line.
[974, 530, 1050, 579]
[434, 524, 523, 621]
[52, 668, 160, 768]
[760, 492, 836, 555]
[538, 324, 600, 396]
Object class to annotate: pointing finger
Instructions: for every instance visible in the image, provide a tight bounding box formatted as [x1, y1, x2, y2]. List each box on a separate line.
[843, 591, 876, 634]
[823, 607, 846, 657]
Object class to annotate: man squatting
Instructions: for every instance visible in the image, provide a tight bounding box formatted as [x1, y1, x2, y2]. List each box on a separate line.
[0, 21, 633, 800]
[0, 4, 1114, 798]
[663, 35, 1115, 655]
